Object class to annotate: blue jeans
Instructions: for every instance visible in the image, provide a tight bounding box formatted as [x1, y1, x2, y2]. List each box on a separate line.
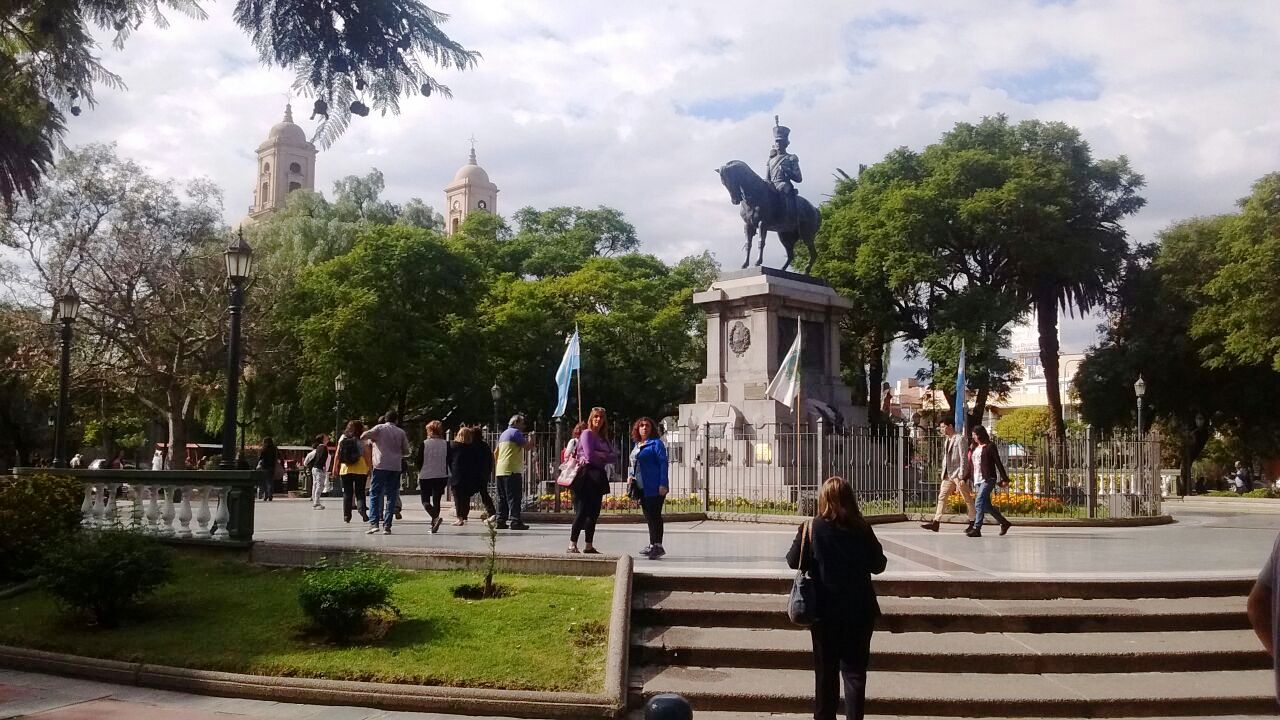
[973, 481, 1009, 530]
[369, 469, 400, 528]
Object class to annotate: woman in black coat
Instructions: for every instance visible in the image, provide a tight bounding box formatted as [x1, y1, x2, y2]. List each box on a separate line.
[447, 427, 485, 525]
[787, 477, 887, 720]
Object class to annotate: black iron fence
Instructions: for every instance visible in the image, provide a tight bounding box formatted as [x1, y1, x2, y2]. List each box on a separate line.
[473, 422, 1164, 520]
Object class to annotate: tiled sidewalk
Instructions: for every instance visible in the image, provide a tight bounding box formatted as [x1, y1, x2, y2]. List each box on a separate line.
[0, 669, 531, 720]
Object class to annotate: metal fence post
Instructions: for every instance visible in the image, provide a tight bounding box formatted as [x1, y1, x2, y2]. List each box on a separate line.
[897, 425, 908, 514]
[1085, 425, 1097, 519]
[701, 422, 711, 513]
[816, 417, 827, 486]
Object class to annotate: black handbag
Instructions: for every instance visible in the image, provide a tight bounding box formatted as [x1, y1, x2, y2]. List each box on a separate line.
[787, 521, 818, 627]
[627, 477, 643, 501]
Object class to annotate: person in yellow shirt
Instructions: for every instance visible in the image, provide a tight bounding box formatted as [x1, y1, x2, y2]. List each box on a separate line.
[331, 420, 371, 523]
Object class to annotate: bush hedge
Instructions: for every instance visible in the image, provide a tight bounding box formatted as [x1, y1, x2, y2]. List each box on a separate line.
[0, 473, 83, 581]
[297, 557, 400, 642]
[42, 528, 175, 627]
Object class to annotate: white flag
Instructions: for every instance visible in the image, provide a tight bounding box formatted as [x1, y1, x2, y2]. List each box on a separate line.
[767, 320, 802, 408]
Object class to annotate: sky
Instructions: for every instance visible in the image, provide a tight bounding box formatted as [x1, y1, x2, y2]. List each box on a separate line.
[59, 0, 1280, 382]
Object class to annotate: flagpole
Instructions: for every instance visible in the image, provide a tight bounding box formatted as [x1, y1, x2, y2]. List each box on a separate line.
[795, 318, 803, 478]
[575, 324, 583, 422]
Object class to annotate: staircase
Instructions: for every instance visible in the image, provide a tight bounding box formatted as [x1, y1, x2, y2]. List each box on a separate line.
[627, 573, 1277, 718]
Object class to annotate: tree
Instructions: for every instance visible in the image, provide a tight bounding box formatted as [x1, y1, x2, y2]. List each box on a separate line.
[994, 407, 1052, 446]
[1076, 217, 1280, 493]
[814, 134, 1035, 423]
[479, 252, 716, 423]
[1, 0, 478, 206]
[281, 224, 484, 427]
[1, 144, 229, 468]
[1190, 173, 1280, 371]
[507, 206, 640, 279]
[979, 118, 1146, 442]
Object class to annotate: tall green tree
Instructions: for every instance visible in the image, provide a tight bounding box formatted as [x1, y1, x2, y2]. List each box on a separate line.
[1, 0, 477, 206]
[1, 144, 229, 467]
[1076, 216, 1280, 492]
[1190, 173, 1280, 371]
[281, 224, 483, 428]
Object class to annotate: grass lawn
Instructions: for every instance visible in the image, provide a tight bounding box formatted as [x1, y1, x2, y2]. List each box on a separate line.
[0, 555, 613, 693]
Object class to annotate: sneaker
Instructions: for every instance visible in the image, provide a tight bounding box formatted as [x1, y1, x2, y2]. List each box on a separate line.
[567, 546, 580, 554]
[365, 526, 379, 535]
[649, 545, 666, 559]
[344, 516, 351, 524]
[999, 520, 1012, 536]
[484, 516, 497, 527]
[431, 516, 443, 534]
[452, 518, 466, 526]
[395, 511, 402, 520]
[639, 545, 654, 557]
[583, 547, 601, 555]
[494, 521, 509, 530]
[965, 528, 982, 538]
[313, 503, 325, 510]
[509, 522, 529, 531]
[382, 527, 392, 535]
[920, 520, 940, 532]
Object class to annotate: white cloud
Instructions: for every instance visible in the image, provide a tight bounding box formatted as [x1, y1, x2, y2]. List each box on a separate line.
[60, 0, 1280, 375]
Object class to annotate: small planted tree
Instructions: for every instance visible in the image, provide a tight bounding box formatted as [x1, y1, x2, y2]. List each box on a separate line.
[454, 519, 508, 599]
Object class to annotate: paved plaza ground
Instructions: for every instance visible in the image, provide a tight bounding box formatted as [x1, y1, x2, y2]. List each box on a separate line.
[5, 498, 1279, 719]
[252, 496, 1280, 580]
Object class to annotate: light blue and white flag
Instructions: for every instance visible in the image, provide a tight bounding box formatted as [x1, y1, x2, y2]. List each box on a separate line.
[767, 319, 803, 408]
[552, 328, 581, 418]
[954, 341, 967, 431]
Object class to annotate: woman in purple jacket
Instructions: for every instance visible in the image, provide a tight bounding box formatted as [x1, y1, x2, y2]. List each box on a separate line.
[568, 407, 618, 554]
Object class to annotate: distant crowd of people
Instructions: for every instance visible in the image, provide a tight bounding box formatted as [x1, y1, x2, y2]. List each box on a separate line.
[252, 406, 671, 558]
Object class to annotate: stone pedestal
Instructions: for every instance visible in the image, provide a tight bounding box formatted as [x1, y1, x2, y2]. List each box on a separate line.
[678, 267, 864, 433]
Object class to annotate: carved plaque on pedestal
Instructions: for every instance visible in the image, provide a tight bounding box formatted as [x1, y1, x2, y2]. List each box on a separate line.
[743, 382, 767, 401]
[695, 384, 720, 403]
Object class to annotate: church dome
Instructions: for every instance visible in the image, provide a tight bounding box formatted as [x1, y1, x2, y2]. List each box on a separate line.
[265, 104, 308, 145]
[452, 147, 491, 184]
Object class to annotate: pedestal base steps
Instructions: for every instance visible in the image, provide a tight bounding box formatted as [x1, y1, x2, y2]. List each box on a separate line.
[627, 573, 1277, 718]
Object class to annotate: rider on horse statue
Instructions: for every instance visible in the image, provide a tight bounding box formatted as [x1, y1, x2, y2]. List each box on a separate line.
[766, 117, 802, 230]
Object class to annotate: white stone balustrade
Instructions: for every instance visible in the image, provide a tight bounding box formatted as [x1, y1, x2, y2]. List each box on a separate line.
[14, 468, 258, 542]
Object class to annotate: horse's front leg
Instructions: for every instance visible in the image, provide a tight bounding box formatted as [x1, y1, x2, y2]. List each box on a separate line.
[756, 227, 767, 266]
[742, 222, 756, 269]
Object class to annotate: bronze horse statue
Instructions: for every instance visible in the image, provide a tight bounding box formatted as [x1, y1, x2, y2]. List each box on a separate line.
[717, 160, 820, 274]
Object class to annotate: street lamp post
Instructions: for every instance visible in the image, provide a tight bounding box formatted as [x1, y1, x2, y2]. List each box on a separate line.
[237, 364, 256, 468]
[334, 372, 346, 442]
[51, 286, 80, 468]
[219, 230, 254, 470]
[1133, 375, 1146, 437]
[490, 382, 502, 440]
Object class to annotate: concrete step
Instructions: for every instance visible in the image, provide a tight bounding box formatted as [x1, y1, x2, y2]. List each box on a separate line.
[629, 666, 1277, 716]
[632, 591, 1249, 632]
[624, 707, 1280, 712]
[634, 571, 1254, 599]
[632, 626, 1269, 673]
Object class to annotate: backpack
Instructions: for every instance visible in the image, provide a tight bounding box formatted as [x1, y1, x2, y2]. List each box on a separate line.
[339, 436, 361, 465]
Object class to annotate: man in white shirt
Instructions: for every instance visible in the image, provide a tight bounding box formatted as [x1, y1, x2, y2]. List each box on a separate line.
[921, 419, 976, 533]
[361, 411, 411, 535]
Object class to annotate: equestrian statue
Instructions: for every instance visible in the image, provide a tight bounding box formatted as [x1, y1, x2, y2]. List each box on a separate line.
[716, 117, 821, 274]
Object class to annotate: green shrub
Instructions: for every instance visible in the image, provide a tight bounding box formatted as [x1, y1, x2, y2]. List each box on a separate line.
[297, 557, 400, 642]
[41, 528, 175, 627]
[1205, 489, 1279, 498]
[0, 473, 84, 581]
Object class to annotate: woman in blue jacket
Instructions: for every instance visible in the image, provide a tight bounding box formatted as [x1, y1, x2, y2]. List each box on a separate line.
[629, 417, 669, 559]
